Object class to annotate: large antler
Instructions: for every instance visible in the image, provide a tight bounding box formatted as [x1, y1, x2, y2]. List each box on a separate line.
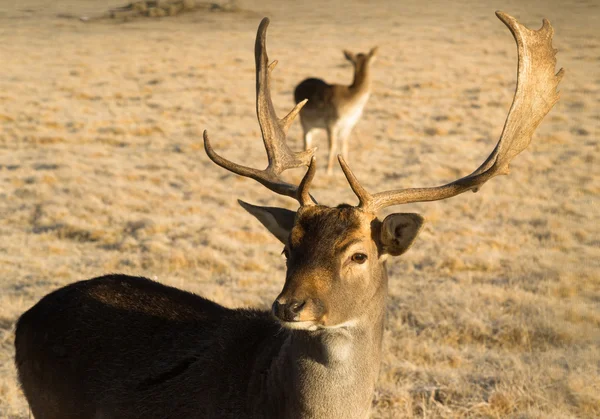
[203, 18, 316, 202]
[340, 11, 564, 213]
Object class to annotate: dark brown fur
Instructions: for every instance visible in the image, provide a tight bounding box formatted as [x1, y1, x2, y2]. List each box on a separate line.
[15, 275, 291, 419]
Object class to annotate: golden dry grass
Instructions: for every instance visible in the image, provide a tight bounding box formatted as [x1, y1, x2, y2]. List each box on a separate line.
[0, 0, 599, 417]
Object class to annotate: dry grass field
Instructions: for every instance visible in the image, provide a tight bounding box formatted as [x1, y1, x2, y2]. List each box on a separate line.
[0, 0, 598, 417]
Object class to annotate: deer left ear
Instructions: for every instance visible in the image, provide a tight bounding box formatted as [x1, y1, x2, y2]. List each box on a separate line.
[238, 200, 296, 245]
[379, 213, 424, 256]
[343, 50, 356, 63]
[369, 46, 378, 58]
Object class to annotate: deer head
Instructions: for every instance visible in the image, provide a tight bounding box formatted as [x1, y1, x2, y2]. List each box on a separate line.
[204, 12, 563, 331]
[344, 47, 379, 68]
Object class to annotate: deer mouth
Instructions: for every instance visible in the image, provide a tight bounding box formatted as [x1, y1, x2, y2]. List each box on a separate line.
[277, 318, 359, 333]
[277, 320, 320, 331]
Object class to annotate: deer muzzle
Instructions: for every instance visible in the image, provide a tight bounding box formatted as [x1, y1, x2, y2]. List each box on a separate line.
[272, 296, 325, 324]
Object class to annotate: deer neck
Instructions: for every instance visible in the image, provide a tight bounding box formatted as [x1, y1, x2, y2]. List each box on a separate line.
[349, 62, 372, 96]
[263, 278, 388, 418]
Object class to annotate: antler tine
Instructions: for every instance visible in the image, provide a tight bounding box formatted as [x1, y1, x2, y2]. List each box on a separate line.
[338, 155, 373, 210]
[298, 157, 317, 206]
[203, 17, 316, 203]
[342, 11, 563, 214]
[204, 131, 297, 198]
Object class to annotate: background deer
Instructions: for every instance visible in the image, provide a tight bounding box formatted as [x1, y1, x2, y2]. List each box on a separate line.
[294, 47, 377, 175]
[14, 12, 562, 419]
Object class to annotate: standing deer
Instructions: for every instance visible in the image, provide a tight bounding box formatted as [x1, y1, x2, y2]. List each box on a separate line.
[294, 47, 377, 175]
[14, 12, 562, 419]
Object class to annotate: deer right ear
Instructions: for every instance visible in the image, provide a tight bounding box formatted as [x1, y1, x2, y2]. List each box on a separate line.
[343, 50, 356, 63]
[238, 200, 296, 244]
[379, 213, 424, 256]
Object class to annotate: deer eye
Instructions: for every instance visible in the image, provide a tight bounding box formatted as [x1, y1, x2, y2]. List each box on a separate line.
[351, 253, 367, 264]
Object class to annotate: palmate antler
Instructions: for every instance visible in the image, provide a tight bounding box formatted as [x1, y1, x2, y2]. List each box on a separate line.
[203, 18, 316, 204]
[339, 11, 564, 213]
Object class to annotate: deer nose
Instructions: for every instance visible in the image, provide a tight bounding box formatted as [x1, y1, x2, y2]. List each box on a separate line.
[272, 299, 306, 322]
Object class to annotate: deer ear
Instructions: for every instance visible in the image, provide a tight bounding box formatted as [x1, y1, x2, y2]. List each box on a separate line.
[380, 213, 424, 256]
[369, 46, 379, 58]
[238, 200, 296, 244]
[343, 50, 356, 62]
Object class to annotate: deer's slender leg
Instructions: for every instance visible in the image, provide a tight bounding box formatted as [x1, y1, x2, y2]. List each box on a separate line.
[303, 129, 314, 151]
[340, 125, 353, 161]
[327, 126, 338, 175]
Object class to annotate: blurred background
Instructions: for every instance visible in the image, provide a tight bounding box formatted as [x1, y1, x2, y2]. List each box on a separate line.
[0, 0, 598, 417]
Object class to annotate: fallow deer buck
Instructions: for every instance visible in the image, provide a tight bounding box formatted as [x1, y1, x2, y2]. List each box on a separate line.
[294, 46, 377, 174]
[15, 12, 562, 419]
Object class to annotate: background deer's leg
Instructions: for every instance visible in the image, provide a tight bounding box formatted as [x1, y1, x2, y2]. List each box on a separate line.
[303, 128, 314, 151]
[326, 126, 338, 175]
[340, 125, 353, 162]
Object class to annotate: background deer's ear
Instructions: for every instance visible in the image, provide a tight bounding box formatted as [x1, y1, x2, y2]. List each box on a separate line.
[238, 200, 296, 244]
[343, 50, 356, 63]
[380, 213, 424, 256]
[369, 46, 379, 58]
